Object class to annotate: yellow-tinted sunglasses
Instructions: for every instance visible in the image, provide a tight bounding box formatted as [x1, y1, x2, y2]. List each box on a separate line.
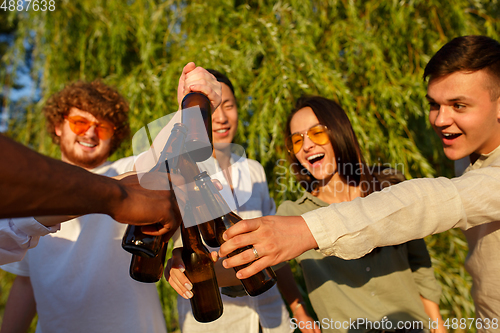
[285, 124, 329, 154]
[64, 116, 116, 140]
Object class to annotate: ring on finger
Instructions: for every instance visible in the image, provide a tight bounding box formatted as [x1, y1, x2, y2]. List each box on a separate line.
[252, 246, 259, 259]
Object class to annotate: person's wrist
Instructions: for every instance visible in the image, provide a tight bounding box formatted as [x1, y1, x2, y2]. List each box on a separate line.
[105, 177, 129, 219]
[292, 301, 305, 317]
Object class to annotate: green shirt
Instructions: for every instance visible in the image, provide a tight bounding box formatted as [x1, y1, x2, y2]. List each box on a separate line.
[277, 192, 441, 333]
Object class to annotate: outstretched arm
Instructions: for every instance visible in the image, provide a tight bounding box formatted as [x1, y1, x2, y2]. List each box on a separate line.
[219, 168, 500, 279]
[0, 134, 180, 231]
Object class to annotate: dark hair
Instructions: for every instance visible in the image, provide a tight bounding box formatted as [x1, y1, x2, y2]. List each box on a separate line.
[43, 80, 130, 156]
[424, 35, 500, 100]
[286, 95, 377, 196]
[206, 69, 236, 97]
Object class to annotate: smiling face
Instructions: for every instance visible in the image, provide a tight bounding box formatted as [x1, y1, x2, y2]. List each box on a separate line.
[212, 82, 238, 148]
[289, 107, 336, 181]
[427, 70, 500, 162]
[55, 107, 113, 170]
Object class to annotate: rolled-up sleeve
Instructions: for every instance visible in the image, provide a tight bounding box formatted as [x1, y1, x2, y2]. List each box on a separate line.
[0, 217, 59, 265]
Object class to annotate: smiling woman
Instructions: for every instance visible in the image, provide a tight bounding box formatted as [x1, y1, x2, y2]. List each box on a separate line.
[284, 96, 371, 197]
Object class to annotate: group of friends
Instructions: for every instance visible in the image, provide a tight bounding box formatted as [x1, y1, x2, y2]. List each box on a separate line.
[1, 35, 500, 333]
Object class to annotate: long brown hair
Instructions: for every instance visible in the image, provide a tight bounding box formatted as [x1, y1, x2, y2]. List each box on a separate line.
[286, 96, 379, 196]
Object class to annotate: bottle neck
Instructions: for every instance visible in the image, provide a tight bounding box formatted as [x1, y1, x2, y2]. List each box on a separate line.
[151, 124, 187, 173]
[178, 153, 202, 183]
[195, 173, 231, 214]
[181, 92, 213, 163]
[181, 223, 204, 248]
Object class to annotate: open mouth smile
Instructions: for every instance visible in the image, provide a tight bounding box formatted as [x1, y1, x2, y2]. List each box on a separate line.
[442, 133, 462, 140]
[307, 153, 325, 165]
[79, 141, 97, 148]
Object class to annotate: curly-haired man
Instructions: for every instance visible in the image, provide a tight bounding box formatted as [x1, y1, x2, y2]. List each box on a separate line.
[44, 80, 131, 169]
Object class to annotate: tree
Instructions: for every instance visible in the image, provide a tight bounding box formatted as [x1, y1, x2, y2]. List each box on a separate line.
[3, 1, 500, 330]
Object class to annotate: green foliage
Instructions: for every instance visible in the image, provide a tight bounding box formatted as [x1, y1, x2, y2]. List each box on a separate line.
[3, 0, 500, 330]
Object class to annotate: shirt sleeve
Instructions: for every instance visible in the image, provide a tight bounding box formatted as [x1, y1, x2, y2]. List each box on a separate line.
[1, 250, 31, 276]
[0, 217, 59, 265]
[301, 164, 500, 259]
[406, 239, 442, 304]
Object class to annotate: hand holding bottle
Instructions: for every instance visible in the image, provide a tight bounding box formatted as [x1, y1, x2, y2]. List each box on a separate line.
[166, 247, 246, 299]
[218, 215, 318, 280]
[165, 248, 216, 299]
[177, 221, 223, 322]
[177, 62, 221, 111]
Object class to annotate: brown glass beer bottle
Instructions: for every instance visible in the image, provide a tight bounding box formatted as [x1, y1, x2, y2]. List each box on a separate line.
[181, 219, 223, 322]
[122, 225, 163, 258]
[173, 141, 220, 248]
[181, 92, 213, 163]
[129, 240, 168, 283]
[122, 123, 188, 258]
[193, 171, 277, 297]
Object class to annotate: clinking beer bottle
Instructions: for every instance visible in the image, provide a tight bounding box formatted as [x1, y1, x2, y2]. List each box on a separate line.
[181, 211, 223, 322]
[125, 92, 214, 279]
[193, 171, 277, 297]
[123, 91, 213, 257]
[181, 92, 213, 163]
[121, 123, 187, 258]
[122, 225, 163, 258]
[129, 240, 168, 283]
[174, 138, 219, 248]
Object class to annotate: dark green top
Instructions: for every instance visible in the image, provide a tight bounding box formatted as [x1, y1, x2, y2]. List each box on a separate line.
[277, 192, 441, 333]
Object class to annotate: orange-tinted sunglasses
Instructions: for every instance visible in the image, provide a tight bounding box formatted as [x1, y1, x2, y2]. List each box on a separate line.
[285, 124, 329, 154]
[64, 116, 116, 140]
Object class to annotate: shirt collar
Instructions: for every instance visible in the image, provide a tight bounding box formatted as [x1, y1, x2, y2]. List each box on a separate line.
[467, 143, 500, 172]
[299, 191, 329, 208]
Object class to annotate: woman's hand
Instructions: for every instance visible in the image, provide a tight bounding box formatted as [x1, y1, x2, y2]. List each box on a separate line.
[164, 248, 193, 299]
[165, 247, 219, 299]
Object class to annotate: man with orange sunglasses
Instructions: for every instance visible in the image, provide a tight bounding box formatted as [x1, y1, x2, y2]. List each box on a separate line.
[0, 63, 222, 332]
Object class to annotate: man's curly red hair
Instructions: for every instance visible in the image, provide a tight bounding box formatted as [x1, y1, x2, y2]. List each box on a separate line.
[43, 80, 130, 156]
